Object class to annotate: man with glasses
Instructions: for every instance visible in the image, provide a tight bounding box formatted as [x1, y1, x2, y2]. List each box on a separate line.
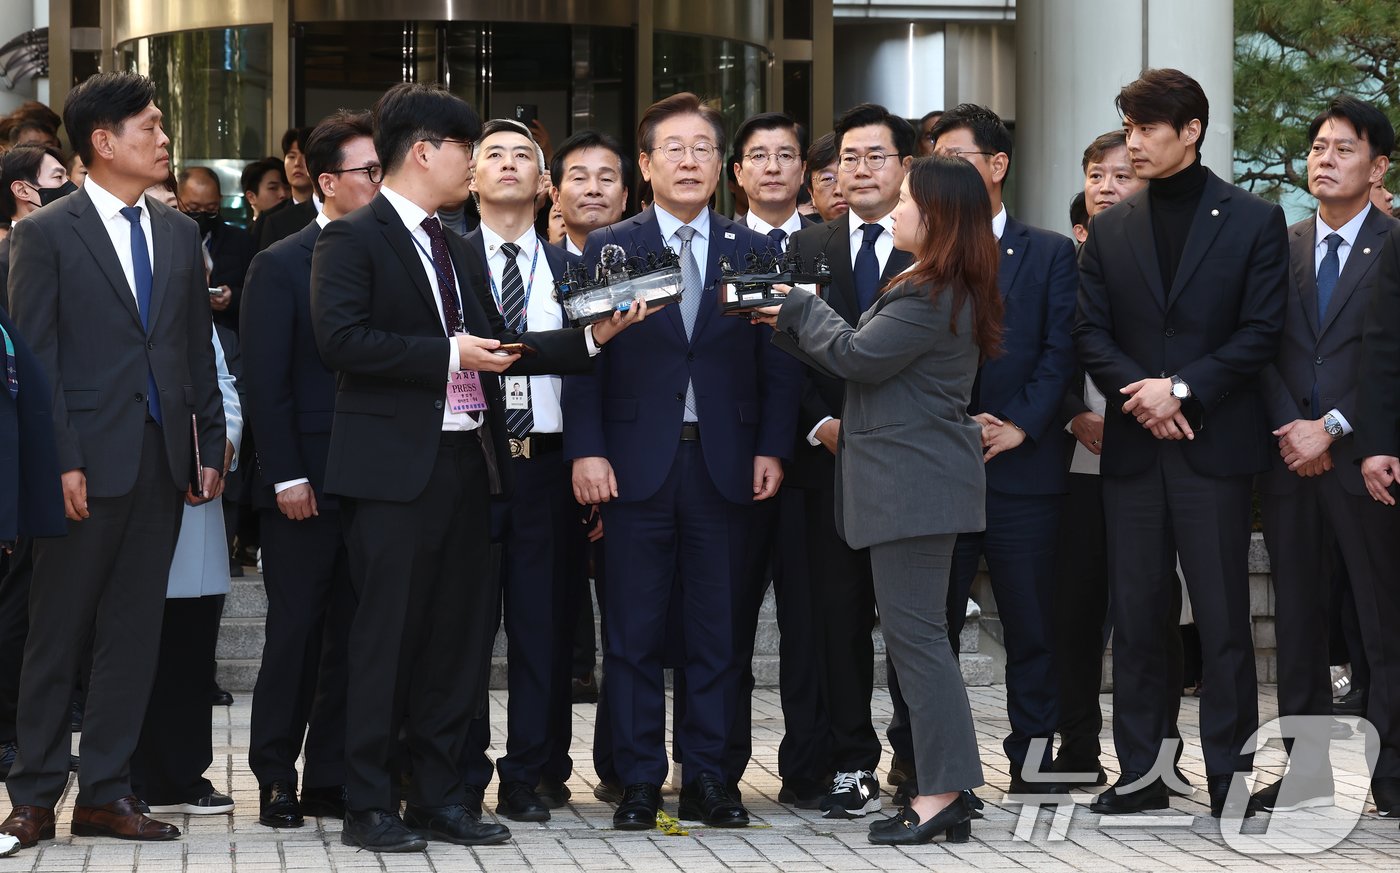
[241, 111, 379, 831]
[177, 167, 256, 334]
[930, 103, 1077, 795]
[781, 103, 914, 818]
[805, 132, 847, 223]
[564, 91, 801, 831]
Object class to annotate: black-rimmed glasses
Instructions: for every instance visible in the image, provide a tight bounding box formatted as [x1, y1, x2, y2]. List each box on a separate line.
[329, 164, 385, 184]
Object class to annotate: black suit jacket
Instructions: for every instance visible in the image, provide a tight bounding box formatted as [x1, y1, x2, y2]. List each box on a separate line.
[1074, 168, 1287, 478]
[207, 220, 257, 332]
[0, 307, 65, 541]
[0, 236, 10, 313]
[1260, 207, 1398, 496]
[461, 225, 582, 324]
[1356, 223, 1400, 464]
[258, 198, 317, 251]
[784, 213, 913, 488]
[8, 188, 225, 496]
[241, 220, 340, 510]
[310, 193, 593, 503]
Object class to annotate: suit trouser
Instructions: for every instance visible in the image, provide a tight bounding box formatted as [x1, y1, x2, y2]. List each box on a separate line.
[341, 433, 493, 811]
[0, 541, 33, 744]
[1104, 442, 1256, 777]
[8, 422, 183, 808]
[870, 534, 984, 795]
[720, 497, 777, 788]
[248, 508, 353, 790]
[130, 595, 222, 804]
[600, 441, 747, 787]
[946, 490, 1062, 774]
[1262, 471, 1400, 778]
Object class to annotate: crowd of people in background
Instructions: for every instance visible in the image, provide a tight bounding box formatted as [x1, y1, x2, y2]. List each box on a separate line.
[2, 62, 1400, 858]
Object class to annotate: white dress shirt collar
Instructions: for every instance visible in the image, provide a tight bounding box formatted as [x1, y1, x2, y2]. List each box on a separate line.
[315, 211, 331, 229]
[746, 210, 803, 237]
[992, 204, 1008, 240]
[378, 185, 431, 232]
[565, 236, 583, 256]
[654, 203, 710, 242]
[1316, 203, 1370, 252]
[847, 211, 895, 240]
[83, 176, 141, 220]
[480, 222, 539, 258]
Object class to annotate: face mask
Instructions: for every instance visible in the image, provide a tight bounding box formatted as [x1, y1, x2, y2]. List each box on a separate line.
[185, 210, 220, 236]
[35, 180, 77, 207]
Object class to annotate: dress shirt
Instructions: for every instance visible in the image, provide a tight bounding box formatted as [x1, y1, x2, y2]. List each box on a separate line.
[565, 236, 583, 257]
[378, 184, 478, 432]
[481, 223, 565, 434]
[83, 176, 154, 307]
[655, 204, 711, 278]
[315, 211, 331, 230]
[991, 204, 1008, 241]
[1310, 204, 1369, 438]
[745, 210, 804, 251]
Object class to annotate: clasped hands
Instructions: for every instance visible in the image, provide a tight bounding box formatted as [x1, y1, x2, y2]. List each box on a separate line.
[1274, 418, 1334, 478]
[1120, 377, 1194, 440]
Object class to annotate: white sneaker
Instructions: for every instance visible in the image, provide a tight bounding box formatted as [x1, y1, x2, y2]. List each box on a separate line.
[147, 792, 235, 815]
[0, 834, 19, 857]
[821, 770, 881, 818]
[1332, 664, 1352, 699]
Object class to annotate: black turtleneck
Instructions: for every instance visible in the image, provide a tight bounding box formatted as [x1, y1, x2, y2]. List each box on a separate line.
[1148, 155, 1207, 292]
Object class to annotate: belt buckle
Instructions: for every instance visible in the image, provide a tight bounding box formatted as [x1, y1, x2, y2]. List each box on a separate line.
[509, 436, 531, 460]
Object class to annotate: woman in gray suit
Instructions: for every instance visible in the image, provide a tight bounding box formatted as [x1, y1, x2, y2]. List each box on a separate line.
[755, 155, 1004, 845]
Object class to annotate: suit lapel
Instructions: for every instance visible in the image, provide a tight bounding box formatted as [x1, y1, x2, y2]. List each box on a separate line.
[997, 215, 1031, 301]
[147, 197, 173, 333]
[1165, 171, 1231, 310]
[1290, 218, 1320, 338]
[1121, 195, 1166, 311]
[692, 209, 740, 344]
[69, 190, 142, 329]
[625, 208, 688, 343]
[1320, 207, 1390, 337]
[370, 195, 440, 322]
[821, 214, 859, 321]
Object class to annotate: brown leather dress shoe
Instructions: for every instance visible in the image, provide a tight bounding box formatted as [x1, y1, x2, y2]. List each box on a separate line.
[0, 805, 56, 848]
[71, 795, 180, 841]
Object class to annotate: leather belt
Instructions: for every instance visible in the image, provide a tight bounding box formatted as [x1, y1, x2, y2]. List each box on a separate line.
[509, 432, 563, 459]
[680, 423, 701, 442]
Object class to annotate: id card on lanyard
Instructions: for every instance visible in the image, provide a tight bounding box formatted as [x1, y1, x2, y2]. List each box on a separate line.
[1, 323, 17, 400]
[411, 231, 488, 414]
[485, 239, 541, 330]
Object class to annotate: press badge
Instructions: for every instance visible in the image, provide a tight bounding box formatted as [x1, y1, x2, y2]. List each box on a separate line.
[448, 369, 489, 413]
[504, 376, 530, 410]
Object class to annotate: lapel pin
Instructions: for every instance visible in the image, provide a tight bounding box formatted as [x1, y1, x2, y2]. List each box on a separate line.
[1006, 247, 1014, 255]
[724, 231, 736, 240]
[1211, 209, 1220, 217]
[1364, 247, 1373, 255]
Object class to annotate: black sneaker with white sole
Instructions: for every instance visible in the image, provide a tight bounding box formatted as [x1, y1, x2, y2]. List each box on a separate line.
[821, 770, 881, 819]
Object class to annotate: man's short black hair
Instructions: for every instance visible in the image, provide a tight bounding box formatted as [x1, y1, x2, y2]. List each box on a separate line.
[0, 145, 64, 220]
[9, 119, 57, 146]
[475, 118, 546, 173]
[929, 103, 1015, 171]
[373, 83, 482, 175]
[1070, 191, 1088, 229]
[919, 110, 944, 126]
[1082, 130, 1128, 173]
[240, 157, 286, 197]
[304, 110, 375, 199]
[1307, 95, 1396, 161]
[177, 165, 221, 195]
[281, 126, 313, 155]
[1116, 68, 1210, 149]
[62, 71, 157, 165]
[549, 129, 632, 194]
[833, 103, 917, 159]
[807, 131, 840, 173]
[732, 112, 807, 161]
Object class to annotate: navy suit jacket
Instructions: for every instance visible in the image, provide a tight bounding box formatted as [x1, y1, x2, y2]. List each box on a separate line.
[563, 206, 803, 504]
[0, 306, 65, 541]
[971, 214, 1077, 495]
[240, 220, 339, 510]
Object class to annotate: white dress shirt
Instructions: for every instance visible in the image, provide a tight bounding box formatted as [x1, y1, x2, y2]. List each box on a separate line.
[655, 204, 711, 275]
[991, 204, 1008, 241]
[565, 236, 583, 257]
[481, 224, 565, 434]
[83, 176, 155, 306]
[746, 210, 804, 251]
[1311, 204, 1369, 435]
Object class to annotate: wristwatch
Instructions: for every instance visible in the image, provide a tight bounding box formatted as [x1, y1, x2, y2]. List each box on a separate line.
[1323, 412, 1344, 438]
[1169, 375, 1191, 400]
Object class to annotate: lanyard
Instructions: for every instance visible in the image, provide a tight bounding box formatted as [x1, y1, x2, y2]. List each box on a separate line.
[485, 238, 540, 330]
[2, 322, 17, 400]
[409, 231, 468, 335]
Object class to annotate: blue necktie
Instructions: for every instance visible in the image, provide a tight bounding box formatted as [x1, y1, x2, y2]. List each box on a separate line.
[854, 222, 883, 312]
[120, 205, 162, 426]
[1316, 232, 1342, 323]
[767, 227, 788, 252]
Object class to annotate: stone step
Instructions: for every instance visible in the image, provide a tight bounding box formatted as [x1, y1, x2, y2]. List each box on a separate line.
[216, 616, 265, 662]
[215, 659, 262, 694]
[223, 576, 268, 619]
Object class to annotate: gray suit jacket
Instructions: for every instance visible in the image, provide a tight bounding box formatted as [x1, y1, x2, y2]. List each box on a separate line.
[773, 281, 985, 550]
[1259, 205, 1398, 496]
[7, 187, 224, 498]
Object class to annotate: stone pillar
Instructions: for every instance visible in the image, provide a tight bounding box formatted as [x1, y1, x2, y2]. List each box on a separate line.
[1013, 0, 1234, 233]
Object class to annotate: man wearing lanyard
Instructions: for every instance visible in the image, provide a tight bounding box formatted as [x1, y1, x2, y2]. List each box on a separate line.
[456, 119, 584, 822]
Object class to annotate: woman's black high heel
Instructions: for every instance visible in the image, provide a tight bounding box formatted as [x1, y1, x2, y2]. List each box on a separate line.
[867, 793, 972, 845]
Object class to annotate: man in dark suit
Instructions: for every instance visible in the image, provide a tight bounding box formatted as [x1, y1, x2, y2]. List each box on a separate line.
[455, 118, 584, 823]
[241, 110, 379, 829]
[310, 83, 647, 853]
[778, 104, 912, 817]
[176, 167, 256, 334]
[931, 103, 1078, 794]
[563, 92, 802, 830]
[1075, 68, 1287, 819]
[1297, 101, 1400, 816]
[0, 145, 73, 309]
[0, 71, 225, 850]
[258, 128, 318, 251]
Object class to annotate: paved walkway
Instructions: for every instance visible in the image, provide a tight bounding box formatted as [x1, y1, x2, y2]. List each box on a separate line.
[3, 685, 1399, 871]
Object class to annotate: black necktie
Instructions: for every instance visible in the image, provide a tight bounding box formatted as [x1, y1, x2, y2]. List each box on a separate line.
[419, 216, 464, 335]
[854, 222, 883, 312]
[498, 242, 534, 437]
[767, 227, 788, 252]
[1316, 232, 1342, 322]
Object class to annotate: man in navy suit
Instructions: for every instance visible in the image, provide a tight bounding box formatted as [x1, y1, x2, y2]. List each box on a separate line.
[931, 104, 1078, 793]
[563, 92, 802, 830]
[456, 119, 584, 823]
[241, 110, 379, 830]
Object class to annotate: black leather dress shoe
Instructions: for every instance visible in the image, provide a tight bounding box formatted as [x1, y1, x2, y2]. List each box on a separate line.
[1207, 773, 1260, 819]
[342, 808, 427, 852]
[403, 803, 511, 846]
[1089, 773, 1170, 814]
[1372, 776, 1400, 816]
[496, 781, 550, 822]
[887, 755, 914, 787]
[209, 687, 234, 707]
[1051, 758, 1108, 788]
[536, 780, 572, 809]
[594, 781, 624, 805]
[868, 794, 972, 845]
[1334, 686, 1369, 717]
[301, 785, 346, 819]
[678, 774, 750, 827]
[258, 782, 304, 829]
[778, 778, 827, 810]
[613, 783, 661, 831]
[1008, 776, 1071, 795]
